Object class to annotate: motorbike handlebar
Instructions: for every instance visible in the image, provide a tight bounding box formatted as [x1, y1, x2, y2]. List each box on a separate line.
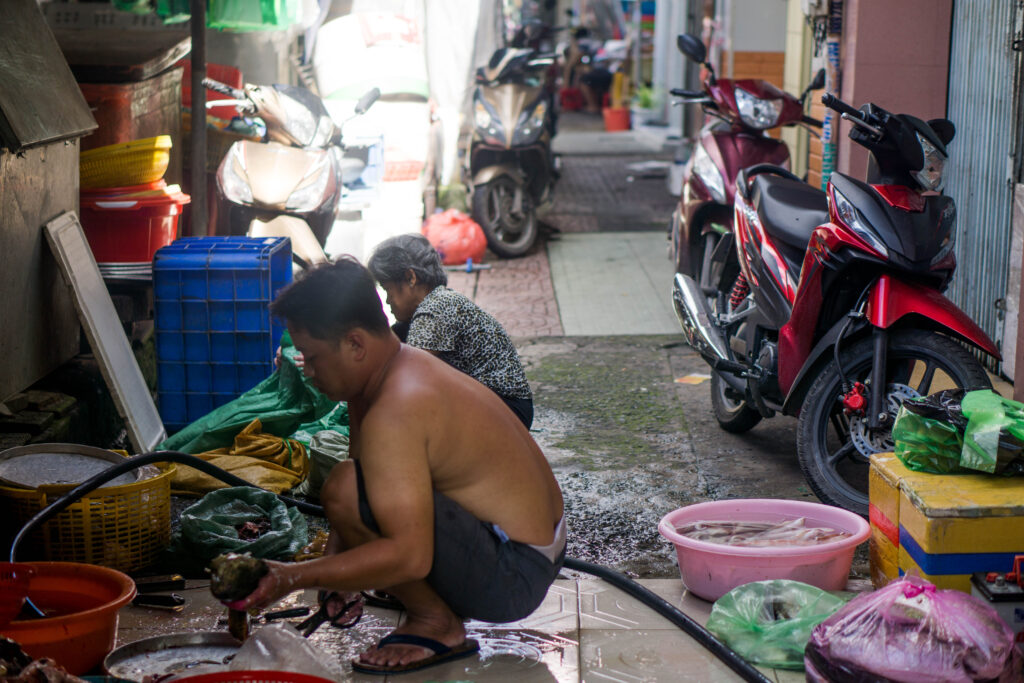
[202, 77, 246, 101]
[821, 92, 860, 119]
[801, 114, 823, 127]
[671, 88, 705, 98]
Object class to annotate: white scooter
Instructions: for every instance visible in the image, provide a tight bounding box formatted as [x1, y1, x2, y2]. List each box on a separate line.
[204, 78, 380, 267]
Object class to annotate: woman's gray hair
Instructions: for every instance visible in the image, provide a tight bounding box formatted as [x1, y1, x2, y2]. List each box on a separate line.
[367, 233, 448, 288]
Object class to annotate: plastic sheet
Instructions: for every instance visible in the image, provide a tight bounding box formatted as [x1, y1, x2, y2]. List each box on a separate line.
[705, 580, 846, 670]
[171, 419, 310, 496]
[175, 486, 308, 563]
[159, 330, 339, 454]
[804, 575, 1022, 682]
[229, 623, 344, 679]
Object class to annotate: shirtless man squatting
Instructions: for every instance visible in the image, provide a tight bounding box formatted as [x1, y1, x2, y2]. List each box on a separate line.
[223, 257, 566, 675]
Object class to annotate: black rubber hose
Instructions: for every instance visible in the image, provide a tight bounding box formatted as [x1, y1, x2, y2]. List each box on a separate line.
[10, 453, 771, 682]
[563, 557, 772, 683]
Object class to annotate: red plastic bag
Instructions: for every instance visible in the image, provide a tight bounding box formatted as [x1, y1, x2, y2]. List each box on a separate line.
[422, 209, 486, 265]
[805, 575, 1022, 682]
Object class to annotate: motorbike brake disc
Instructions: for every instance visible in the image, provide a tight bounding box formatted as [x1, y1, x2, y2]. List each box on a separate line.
[847, 383, 918, 458]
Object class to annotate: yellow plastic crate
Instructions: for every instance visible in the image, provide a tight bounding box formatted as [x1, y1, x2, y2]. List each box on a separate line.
[79, 135, 172, 190]
[869, 452, 1024, 593]
[0, 461, 175, 573]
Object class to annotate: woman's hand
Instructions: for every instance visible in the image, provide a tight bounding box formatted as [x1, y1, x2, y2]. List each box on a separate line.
[273, 346, 304, 370]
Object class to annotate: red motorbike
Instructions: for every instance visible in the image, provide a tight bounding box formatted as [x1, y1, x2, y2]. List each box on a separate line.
[672, 91, 998, 514]
[669, 33, 823, 280]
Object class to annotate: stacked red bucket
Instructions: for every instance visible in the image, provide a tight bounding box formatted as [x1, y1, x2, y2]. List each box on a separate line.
[78, 136, 190, 280]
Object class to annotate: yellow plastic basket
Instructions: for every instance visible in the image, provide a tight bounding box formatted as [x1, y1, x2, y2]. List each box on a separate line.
[0, 461, 175, 573]
[80, 135, 172, 190]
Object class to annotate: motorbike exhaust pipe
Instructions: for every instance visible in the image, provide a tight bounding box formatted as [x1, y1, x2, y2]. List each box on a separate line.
[672, 273, 746, 376]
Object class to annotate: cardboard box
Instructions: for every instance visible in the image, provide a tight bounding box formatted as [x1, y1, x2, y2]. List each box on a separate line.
[868, 453, 1024, 592]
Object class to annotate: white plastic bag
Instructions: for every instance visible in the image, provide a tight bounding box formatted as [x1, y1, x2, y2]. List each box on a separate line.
[229, 623, 343, 679]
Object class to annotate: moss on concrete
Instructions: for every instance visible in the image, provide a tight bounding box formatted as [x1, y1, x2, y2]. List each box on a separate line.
[528, 337, 687, 466]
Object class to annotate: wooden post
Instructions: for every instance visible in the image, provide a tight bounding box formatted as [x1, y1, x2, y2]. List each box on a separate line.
[189, 0, 207, 236]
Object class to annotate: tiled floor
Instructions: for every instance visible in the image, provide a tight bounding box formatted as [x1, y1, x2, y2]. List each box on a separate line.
[112, 576, 803, 682]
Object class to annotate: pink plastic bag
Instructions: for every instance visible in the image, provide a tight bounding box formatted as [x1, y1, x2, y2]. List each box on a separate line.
[422, 209, 487, 265]
[805, 575, 1022, 682]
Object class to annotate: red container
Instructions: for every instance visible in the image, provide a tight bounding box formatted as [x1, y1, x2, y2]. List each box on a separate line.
[79, 190, 190, 263]
[0, 562, 136, 675]
[602, 106, 631, 132]
[179, 60, 244, 121]
[0, 563, 34, 628]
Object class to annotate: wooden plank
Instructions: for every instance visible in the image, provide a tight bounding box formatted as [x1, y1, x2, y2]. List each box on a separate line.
[53, 29, 191, 84]
[0, 0, 96, 150]
[44, 212, 166, 452]
[0, 142, 81, 400]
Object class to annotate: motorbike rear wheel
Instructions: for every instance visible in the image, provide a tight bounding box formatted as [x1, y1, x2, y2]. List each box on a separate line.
[472, 177, 538, 258]
[796, 329, 991, 515]
[710, 372, 762, 433]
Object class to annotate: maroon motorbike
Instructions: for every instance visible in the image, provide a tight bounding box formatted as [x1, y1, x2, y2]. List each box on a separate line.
[672, 91, 998, 514]
[669, 33, 823, 281]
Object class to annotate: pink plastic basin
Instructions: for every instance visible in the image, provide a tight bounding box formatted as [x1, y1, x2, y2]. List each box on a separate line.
[658, 499, 870, 602]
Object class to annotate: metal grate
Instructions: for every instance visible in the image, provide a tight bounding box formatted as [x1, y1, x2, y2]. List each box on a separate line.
[944, 0, 1021, 373]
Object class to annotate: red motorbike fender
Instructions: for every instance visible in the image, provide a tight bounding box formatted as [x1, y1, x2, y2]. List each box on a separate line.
[781, 276, 999, 416]
[866, 275, 1000, 358]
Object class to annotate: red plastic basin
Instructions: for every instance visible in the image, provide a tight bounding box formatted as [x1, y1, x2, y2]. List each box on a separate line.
[0, 562, 136, 675]
[79, 190, 190, 263]
[0, 563, 35, 627]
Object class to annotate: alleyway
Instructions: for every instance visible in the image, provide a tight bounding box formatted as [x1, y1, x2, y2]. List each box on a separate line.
[446, 112, 814, 581]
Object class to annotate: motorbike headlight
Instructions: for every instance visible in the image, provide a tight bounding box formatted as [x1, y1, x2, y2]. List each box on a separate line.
[218, 143, 253, 205]
[691, 142, 726, 203]
[474, 99, 505, 145]
[912, 132, 946, 191]
[512, 99, 547, 145]
[833, 188, 888, 257]
[734, 87, 782, 130]
[279, 93, 317, 147]
[285, 154, 332, 212]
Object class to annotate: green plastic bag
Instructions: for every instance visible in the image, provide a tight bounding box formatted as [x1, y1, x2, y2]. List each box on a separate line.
[289, 403, 350, 447]
[705, 580, 847, 670]
[960, 390, 1024, 475]
[177, 486, 308, 562]
[892, 403, 966, 474]
[160, 330, 341, 454]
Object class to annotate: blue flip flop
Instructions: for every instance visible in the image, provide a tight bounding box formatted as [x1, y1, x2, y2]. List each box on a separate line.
[350, 633, 480, 675]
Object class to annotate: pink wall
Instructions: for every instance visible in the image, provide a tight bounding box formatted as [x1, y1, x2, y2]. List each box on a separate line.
[838, 0, 953, 179]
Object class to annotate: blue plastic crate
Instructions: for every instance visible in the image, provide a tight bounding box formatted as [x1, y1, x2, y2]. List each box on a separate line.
[153, 236, 292, 430]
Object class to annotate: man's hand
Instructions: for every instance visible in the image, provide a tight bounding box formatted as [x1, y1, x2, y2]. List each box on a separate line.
[221, 559, 296, 611]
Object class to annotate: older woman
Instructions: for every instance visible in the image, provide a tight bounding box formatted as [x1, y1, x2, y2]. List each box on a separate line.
[367, 234, 534, 429]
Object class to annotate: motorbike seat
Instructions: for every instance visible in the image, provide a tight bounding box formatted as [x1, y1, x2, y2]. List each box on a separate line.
[750, 174, 829, 254]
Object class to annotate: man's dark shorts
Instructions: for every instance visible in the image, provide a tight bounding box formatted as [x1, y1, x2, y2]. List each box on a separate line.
[354, 460, 563, 623]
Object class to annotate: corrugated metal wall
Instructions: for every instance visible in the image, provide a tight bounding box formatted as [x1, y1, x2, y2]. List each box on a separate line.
[944, 0, 1020, 371]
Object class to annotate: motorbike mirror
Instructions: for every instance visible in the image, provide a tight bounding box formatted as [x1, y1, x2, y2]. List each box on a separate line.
[676, 34, 706, 63]
[927, 118, 955, 146]
[800, 69, 826, 104]
[355, 87, 381, 115]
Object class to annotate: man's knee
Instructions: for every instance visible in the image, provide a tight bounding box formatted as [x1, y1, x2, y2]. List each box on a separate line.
[321, 459, 360, 525]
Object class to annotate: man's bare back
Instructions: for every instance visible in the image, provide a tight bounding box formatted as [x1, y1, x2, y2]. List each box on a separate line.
[352, 344, 562, 547]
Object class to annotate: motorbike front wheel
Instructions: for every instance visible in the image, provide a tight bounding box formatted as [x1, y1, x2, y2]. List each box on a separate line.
[796, 329, 991, 515]
[472, 177, 538, 258]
